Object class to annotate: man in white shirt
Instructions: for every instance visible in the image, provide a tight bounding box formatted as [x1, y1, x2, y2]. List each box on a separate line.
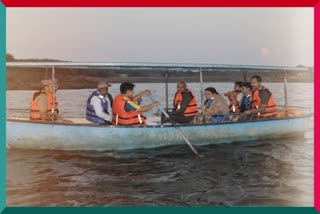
[86, 81, 113, 125]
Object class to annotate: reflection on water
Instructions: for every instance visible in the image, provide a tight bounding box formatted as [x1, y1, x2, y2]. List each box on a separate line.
[6, 83, 314, 206]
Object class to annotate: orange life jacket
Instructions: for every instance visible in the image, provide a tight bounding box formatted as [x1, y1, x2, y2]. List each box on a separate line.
[30, 90, 59, 120]
[112, 94, 146, 126]
[251, 86, 277, 117]
[173, 89, 198, 117]
[227, 91, 240, 112]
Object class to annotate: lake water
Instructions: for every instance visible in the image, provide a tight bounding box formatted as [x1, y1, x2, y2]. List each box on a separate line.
[6, 82, 314, 206]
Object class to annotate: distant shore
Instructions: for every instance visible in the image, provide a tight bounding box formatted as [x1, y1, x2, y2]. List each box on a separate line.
[6, 55, 314, 90]
[6, 67, 313, 90]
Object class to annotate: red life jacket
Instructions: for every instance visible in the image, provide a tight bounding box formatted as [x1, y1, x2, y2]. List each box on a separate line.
[30, 90, 59, 120]
[173, 89, 198, 117]
[112, 94, 146, 126]
[251, 86, 277, 117]
[227, 91, 240, 112]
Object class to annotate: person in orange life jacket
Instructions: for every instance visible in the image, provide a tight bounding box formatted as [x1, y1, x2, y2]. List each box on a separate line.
[244, 75, 277, 118]
[163, 81, 198, 124]
[112, 82, 160, 126]
[30, 79, 72, 123]
[201, 87, 229, 123]
[224, 81, 243, 113]
[86, 81, 113, 125]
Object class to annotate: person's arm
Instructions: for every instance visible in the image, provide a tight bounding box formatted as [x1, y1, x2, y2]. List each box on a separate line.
[172, 92, 192, 115]
[139, 102, 160, 112]
[91, 96, 112, 122]
[203, 107, 218, 115]
[224, 91, 232, 97]
[133, 90, 150, 101]
[125, 100, 159, 113]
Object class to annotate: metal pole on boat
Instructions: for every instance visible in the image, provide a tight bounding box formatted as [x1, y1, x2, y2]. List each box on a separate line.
[243, 70, 247, 82]
[149, 94, 201, 156]
[283, 70, 288, 117]
[52, 66, 55, 123]
[165, 70, 169, 111]
[199, 67, 204, 105]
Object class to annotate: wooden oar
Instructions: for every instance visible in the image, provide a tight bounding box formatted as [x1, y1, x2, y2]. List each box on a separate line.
[149, 94, 200, 156]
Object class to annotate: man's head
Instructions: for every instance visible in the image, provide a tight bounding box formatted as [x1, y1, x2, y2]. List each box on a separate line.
[120, 82, 135, 98]
[97, 81, 111, 97]
[242, 82, 252, 95]
[234, 81, 243, 92]
[250, 75, 262, 91]
[42, 79, 58, 93]
[177, 81, 187, 93]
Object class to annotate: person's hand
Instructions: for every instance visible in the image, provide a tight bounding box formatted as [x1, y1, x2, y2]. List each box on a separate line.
[224, 91, 231, 97]
[154, 101, 160, 106]
[201, 105, 207, 111]
[143, 90, 151, 95]
[244, 110, 251, 115]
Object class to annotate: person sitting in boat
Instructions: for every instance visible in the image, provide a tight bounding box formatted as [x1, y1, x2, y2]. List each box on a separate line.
[224, 81, 243, 113]
[163, 81, 198, 124]
[86, 81, 113, 125]
[112, 82, 160, 126]
[231, 82, 253, 121]
[244, 75, 277, 118]
[201, 87, 230, 123]
[30, 79, 71, 123]
[239, 82, 252, 113]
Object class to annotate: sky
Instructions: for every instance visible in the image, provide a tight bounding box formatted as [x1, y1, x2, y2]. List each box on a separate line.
[6, 8, 314, 67]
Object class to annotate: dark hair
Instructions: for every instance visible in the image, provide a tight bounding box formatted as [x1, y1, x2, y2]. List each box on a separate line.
[120, 82, 135, 94]
[242, 82, 252, 90]
[205, 87, 219, 94]
[234, 81, 243, 87]
[251, 75, 262, 82]
[177, 81, 187, 88]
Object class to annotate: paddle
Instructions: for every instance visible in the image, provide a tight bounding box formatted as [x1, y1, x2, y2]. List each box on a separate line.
[149, 94, 201, 156]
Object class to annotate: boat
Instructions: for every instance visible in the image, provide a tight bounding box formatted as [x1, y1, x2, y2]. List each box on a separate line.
[6, 62, 313, 151]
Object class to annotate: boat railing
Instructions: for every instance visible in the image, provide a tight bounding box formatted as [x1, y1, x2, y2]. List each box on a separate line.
[191, 106, 313, 125]
[7, 105, 312, 126]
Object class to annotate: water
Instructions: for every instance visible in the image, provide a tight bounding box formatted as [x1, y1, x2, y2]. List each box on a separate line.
[6, 83, 314, 206]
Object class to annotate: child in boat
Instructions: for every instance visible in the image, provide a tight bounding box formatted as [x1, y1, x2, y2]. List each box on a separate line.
[224, 81, 244, 113]
[86, 81, 113, 125]
[239, 82, 252, 113]
[163, 81, 198, 124]
[232, 82, 253, 121]
[30, 79, 72, 123]
[112, 82, 159, 126]
[201, 87, 229, 123]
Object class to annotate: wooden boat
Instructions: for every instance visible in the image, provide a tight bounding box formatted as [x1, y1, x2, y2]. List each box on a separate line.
[6, 62, 313, 151]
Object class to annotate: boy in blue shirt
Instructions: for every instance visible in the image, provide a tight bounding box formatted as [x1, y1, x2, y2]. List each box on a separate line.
[239, 82, 252, 113]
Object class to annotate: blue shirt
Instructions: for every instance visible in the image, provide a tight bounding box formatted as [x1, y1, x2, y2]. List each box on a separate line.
[240, 94, 251, 113]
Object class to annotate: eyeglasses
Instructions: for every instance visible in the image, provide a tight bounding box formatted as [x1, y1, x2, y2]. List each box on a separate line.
[177, 86, 185, 89]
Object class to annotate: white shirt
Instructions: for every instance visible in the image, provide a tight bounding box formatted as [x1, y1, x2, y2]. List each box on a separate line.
[236, 93, 244, 104]
[90, 95, 112, 122]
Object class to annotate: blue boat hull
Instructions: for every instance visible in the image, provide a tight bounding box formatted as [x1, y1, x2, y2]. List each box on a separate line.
[6, 117, 310, 151]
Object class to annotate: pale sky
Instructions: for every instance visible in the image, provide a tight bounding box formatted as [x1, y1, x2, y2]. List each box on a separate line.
[7, 8, 314, 67]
